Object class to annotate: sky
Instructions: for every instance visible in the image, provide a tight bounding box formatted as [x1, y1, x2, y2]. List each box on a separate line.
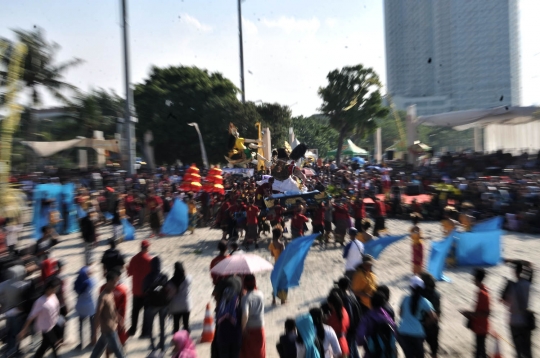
[1, 0, 539, 117]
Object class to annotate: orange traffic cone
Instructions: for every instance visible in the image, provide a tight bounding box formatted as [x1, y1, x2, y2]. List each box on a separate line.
[200, 303, 215, 343]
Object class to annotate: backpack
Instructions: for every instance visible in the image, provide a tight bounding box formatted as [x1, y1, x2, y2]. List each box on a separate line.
[146, 274, 170, 307]
[365, 319, 397, 358]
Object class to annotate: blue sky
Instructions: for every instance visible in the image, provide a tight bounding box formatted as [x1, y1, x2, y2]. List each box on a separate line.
[1, 0, 539, 116]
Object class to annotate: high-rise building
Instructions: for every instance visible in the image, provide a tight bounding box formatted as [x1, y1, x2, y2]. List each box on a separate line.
[384, 0, 521, 116]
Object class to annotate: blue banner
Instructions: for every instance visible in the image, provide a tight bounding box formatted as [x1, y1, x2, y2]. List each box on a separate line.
[471, 216, 503, 232]
[427, 234, 455, 281]
[270, 234, 318, 296]
[161, 199, 188, 236]
[455, 230, 502, 266]
[121, 218, 136, 241]
[32, 183, 79, 239]
[364, 234, 407, 259]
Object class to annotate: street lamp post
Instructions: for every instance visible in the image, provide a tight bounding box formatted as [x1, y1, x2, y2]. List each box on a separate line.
[188, 123, 209, 169]
[121, 0, 137, 176]
[237, 0, 246, 103]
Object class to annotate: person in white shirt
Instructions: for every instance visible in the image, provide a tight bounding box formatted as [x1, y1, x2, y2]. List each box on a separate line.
[18, 277, 61, 358]
[310, 308, 342, 358]
[344, 228, 364, 280]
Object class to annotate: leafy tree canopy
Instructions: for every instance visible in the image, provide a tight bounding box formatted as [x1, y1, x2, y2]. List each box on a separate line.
[291, 114, 338, 157]
[318, 64, 388, 164]
[134, 65, 261, 165]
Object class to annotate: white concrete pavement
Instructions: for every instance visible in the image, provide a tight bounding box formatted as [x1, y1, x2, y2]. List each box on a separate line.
[18, 218, 540, 357]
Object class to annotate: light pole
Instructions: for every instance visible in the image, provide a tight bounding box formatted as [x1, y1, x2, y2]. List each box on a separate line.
[188, 123, 209, 169]
[121, 0, 137, 175]
[237, 0, 246, 103]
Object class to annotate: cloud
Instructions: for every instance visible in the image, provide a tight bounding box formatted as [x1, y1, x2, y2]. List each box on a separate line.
[181, 14, 212, 33]
[325, 18, 338, 28]
[242, 17, 258, 37]
[261, 16, 320, 34]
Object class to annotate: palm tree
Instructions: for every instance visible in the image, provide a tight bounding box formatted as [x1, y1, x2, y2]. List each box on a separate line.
[1, 28, 83, 140]
[319, 65, 388, 165]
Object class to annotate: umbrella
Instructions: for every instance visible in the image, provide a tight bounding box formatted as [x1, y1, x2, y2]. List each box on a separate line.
[210, 253, 274, 275]
[352, 157, 365, 164]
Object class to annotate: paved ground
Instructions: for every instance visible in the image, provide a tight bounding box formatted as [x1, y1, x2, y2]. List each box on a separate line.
[18, 217, 540, 357]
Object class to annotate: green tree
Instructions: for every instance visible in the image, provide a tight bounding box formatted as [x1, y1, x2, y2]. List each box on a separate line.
[318, 65, 388, 164]
[1, 28, 83, 146]
[255, 103, 292, 147]
[291, 114, 339, 156]
[134, 66, 261, 165]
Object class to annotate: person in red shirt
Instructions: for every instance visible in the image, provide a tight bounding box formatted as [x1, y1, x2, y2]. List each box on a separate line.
[352, 198, 366, 232]
[326, 291, 350, 356]
[372, 197, 387, 237]
[290, 208, 309, 238]
[270, 200, 284, 228]
[245, 198, 260, 249]
[146, 191, 164, 238]
[99, 270, 129, 354]
[217, 196, 232, 240]
[460, 268, 490, 358]
[127, 240, 152, 337]
[332, 200, 350, 246]
[255, 177, 274, 206]
[210, 241, 230, 285]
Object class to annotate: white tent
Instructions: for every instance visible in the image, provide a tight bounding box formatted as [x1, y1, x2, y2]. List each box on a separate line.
[22, 138, 121, 157]
[417, 106, 540, 131]
[417, 106, 540, 154]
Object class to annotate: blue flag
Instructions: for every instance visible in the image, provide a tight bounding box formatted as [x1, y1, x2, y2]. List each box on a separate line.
[161, 199, 188, 236]
[455, 230, 502, 266]
[364, 234, 407, 259]
[471, 216, 503, 232]
[270, 234, 318, 296]
[427, 234, 455, 281]
[121, 218, 136, 241]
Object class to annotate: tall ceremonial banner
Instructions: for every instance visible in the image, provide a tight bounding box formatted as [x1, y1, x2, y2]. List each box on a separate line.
[364, 234, 407, 259]
[161, 198, 188, 235]
[455, 230, 502, 266]
[471, 216, 503, 232]
[271, 233, 318, 296]
[427, 233, 455, 281]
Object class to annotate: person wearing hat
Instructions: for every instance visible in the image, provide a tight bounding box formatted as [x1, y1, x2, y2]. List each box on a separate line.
[127, 240, 152, 337]
[351, 254, 377, 312]
[397, 276, 437, 358]
[343, 227, 365, 280]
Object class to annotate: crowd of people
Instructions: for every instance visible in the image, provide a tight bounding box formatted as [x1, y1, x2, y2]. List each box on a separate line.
[0, 150, 537, 358]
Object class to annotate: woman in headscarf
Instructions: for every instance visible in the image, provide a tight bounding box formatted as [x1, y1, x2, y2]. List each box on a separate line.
[171, 330, 197, 358]
[168, 262, 193, 334]
[295, 314, 321, 358]
[74, 266, 96, 349]
[240, 275, 266, 358]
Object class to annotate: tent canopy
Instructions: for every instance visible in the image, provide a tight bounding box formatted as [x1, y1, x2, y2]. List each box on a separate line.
[22, 138, 121, 157]
[328, 139, 368, 157]
[417, 106, 540, 131]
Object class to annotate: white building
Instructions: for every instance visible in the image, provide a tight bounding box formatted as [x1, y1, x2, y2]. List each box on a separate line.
[384, 0, 521, 116]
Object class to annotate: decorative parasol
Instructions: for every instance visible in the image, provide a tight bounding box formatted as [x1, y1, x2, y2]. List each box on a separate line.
[210, 253, 274, 275]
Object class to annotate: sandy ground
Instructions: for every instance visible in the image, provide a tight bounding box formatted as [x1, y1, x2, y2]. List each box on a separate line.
[15, 214, 540, 358]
